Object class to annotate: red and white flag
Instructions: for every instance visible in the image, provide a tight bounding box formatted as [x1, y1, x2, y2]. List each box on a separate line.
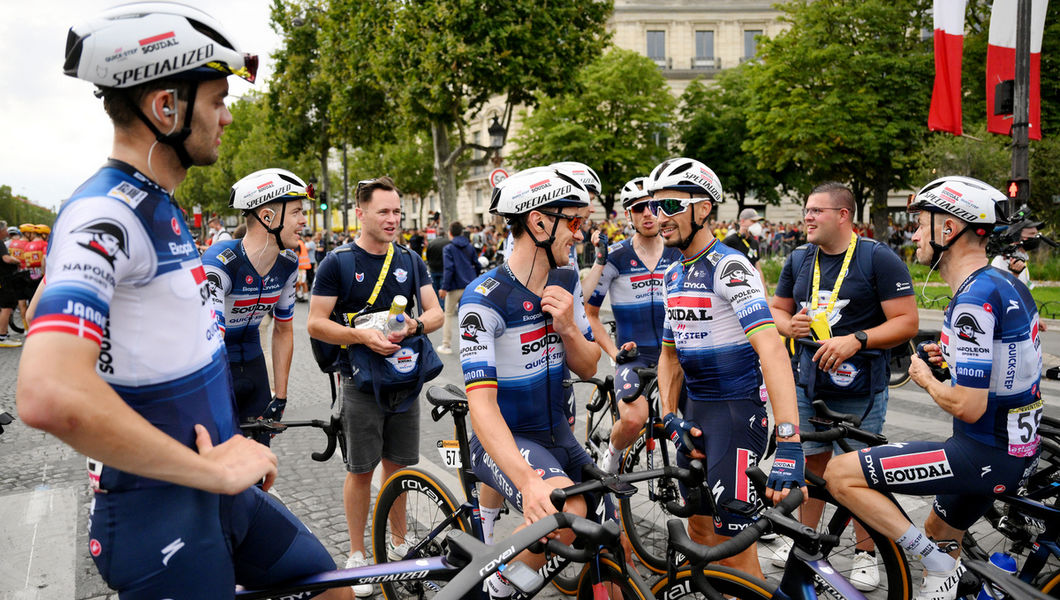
[929, 0, 968, 136]
[986, 0, 1049, 139]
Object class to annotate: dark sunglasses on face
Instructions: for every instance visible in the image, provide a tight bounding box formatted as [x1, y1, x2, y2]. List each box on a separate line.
[628, 201, 657, 215]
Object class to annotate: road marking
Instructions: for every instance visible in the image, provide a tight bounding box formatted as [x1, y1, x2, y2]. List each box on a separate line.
[0, 486, 77, 599]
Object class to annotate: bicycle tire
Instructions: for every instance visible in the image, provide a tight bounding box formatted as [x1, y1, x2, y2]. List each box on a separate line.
[372, 468, 471, 600]
[576, 553, 654, 600]
[651, 564, 776, 600]
[619, 422, 682, 574]
[1038, 569, 1060, 597]
[8, 307, 24, 334]
[759, 485, 913, 600]
[583, 386, 617, 465]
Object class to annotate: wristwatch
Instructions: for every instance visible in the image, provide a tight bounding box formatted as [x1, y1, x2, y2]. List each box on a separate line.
[854, 330, 868, 350]
[776, 422, 799, 439]
[414, 317, 424, 336]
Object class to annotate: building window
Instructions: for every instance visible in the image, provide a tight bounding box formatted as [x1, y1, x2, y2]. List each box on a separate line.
[646, 30, 667, 68]
[743, 29, 763, 62]
[475, 188, 484, 211]
[693, 30, 715, 69]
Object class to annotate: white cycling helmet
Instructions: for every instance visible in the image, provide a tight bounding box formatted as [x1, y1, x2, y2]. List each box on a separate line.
[620, 177, 650, 210]
[907, 176, 1003, 226]
[64, 2, 257, 88]
[646, 157, 723, 204]
[551, 161, 602, 196]
[490, 167, 591, 217]
[230, 168, 312, 250]
[6, 227, 19, 236]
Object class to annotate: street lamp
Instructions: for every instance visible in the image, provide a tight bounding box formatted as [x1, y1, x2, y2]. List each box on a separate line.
[488, 116, 506, 167]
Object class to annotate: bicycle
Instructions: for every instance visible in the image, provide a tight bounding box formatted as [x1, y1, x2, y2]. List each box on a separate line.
[370, 383, 706, 600]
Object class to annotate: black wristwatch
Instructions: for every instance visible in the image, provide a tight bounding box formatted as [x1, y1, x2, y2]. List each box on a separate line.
[414, 317, 424, 336]
[776, 422, 800, 439]
[854, 330, 868, 350]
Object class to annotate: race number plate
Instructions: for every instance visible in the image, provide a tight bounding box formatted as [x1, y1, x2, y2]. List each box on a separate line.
[436, 440, 461, 468]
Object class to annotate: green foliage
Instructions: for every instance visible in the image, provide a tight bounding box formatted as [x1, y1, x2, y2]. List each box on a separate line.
[510, 48, 674, 213]
[676, 67, 781, 208]
[744, 0, 934, 226]
[0, 186, 56, 227]
[345, 131, 437, 200]
[913, 123, 1010, 186]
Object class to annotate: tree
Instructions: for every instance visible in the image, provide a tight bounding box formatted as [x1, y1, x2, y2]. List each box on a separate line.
[744, 0, 934, 233]
[913, 124, 1010, 187]
[509, 48, 675, 214]
[336, 0, 613, 221]
[0, 186, 56, 227]
[676, 68, 782, 212]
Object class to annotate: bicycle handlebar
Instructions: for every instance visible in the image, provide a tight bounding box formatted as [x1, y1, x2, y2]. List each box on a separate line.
[548, 461, 706, 517]
[237, 418, 339, 462]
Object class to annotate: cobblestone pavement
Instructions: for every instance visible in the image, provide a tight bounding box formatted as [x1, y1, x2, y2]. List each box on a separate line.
[2, 304, 1059, 599]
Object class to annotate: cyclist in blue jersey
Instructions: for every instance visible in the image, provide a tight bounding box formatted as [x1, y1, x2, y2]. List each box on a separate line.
[649, 157, 805, 579]
[16, 5, 347, 598]
[585, 176, 683, 473]
[202, 168, 310, 446]
[827, 176, 1042, 600]
[460, 166, 600, 599]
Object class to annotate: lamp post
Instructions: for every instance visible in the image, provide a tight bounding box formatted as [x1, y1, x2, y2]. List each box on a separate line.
[488, 116, 506, 167]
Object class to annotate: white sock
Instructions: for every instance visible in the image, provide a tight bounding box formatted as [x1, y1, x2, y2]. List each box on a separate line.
[603, 442, 620, 473]
[897, 525, 956, 572]
[480, 505, 501, 545]
[485, 572, 513, 598]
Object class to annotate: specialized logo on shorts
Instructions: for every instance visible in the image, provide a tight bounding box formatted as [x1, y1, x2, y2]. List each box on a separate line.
[720, 261, 752, 288]
[89, 539, 102, 557]
[879, 449, 952, 484]
[474, 277, 500, 296]
[170, 217, 181, 235]
[954, 313, 985, 344]
[461, 312, 484, 343]
[74, 219, 130, 267]
[395, 268, 408, 283]
[523, 301, 534, 311]
[356, 272, 364, 282]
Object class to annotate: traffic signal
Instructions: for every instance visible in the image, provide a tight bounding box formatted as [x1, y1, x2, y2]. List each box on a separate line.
[1006, 179, 1029, 200]
[319, 191, 328, 211]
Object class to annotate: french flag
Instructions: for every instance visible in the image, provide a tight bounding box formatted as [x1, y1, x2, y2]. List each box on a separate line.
[928, 0, 967, 136]
[986, 0, 1048, 139]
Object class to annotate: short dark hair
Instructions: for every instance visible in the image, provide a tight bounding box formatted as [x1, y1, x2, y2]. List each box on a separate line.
[99, 79, 197, 129]
[809, 182, 855, 213]
[356, 176, 400, 206]
[450, 221, 464, 237]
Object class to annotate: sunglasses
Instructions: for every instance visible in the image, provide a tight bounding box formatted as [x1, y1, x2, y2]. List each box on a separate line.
[649, 197, 694, 217]
[628, 201, 657, 215]
[538, 210, 585, 234]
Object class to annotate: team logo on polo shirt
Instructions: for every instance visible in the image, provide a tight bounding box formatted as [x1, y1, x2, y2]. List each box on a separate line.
[880, 449, 952, 484]
[356, 272, 364, 282]
[395, 268, 408, 283]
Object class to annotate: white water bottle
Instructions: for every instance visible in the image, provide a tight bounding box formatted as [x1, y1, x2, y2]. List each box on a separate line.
[385, 313, 406, 342]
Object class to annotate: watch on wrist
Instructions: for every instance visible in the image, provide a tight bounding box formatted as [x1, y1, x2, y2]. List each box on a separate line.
[854, 330, 868, 350]
[414, 318, 424, 336]
[775, 422, 799, 439]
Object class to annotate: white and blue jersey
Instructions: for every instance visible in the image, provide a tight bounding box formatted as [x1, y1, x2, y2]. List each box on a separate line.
[587, 239, 682, 352]
[30, 160, 232, 492]
[459, 264, 593, 436]
[940, 266, 1043, 456]
[202, 240, 298, 364]
[662, 239, 775, 402]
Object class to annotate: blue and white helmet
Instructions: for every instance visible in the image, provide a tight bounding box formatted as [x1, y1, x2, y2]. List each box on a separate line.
[908, 176, 1003, 225]
[620, 177, 650, 210]
[230, 168, 313, 211]
[551, 161, 602, 196]
[490, 167, 591, 217]
[646, 157, 723, 204]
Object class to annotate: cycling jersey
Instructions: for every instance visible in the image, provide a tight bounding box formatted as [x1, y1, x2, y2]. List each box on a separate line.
[24, 238, 46, 279]
[940, 266, 1042, 455]
[8, 238, 26, 268]
[31, 159, 231, 492]
[661, 239, 775, 401]
[587, 239, 682, 351]
[459, 263, 594, 436]
[201, 239, 298, 363]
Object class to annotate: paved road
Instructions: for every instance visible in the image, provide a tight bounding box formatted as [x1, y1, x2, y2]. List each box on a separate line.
[1, 303, 1058, 599]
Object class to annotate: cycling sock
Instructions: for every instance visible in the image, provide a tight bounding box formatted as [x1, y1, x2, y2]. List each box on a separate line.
[603, 443, 620, 473]
[480, 505, 501, 545]
[897, 525, 956, 572]
[485, 572, 513, 599]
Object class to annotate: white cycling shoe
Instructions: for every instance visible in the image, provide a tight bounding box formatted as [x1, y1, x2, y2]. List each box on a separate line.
[916, 561, 965, 600]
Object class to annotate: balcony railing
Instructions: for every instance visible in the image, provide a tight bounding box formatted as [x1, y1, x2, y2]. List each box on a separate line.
[691, 57, 719, 69]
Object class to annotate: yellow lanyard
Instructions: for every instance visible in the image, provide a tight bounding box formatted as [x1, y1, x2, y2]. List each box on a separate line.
[809, 232, 857, 339]
[343, 242, 395, 327]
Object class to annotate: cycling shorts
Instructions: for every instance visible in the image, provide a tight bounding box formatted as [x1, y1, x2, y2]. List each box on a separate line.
[676, 396, 768, 535]
[469, 425, 593, 512]
[857, 436, 1037, 530]
[231, 355, 286, 447]
[615, 347, 660, 404]
[89, 484, 335, 598]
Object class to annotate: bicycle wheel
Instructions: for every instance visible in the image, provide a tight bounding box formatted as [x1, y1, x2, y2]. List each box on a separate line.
[372, 468, 471, 600]
[651, 564, 776, 600]
[758, 487, 912, 600]
[583, 387, 616, 465]
[8, 306, 24, 334]
[961, 501, 1060, 592]
[1038, 569, 1060, 597]
[619, 422, 682, 573]
[576, 553, 654, 600]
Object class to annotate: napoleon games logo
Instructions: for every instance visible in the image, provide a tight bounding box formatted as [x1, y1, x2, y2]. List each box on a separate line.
[954, 312, 985, 345]
[74, 219, 130, 267]
[461, 312, 485, 343]
[720, 261, 752, 288]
